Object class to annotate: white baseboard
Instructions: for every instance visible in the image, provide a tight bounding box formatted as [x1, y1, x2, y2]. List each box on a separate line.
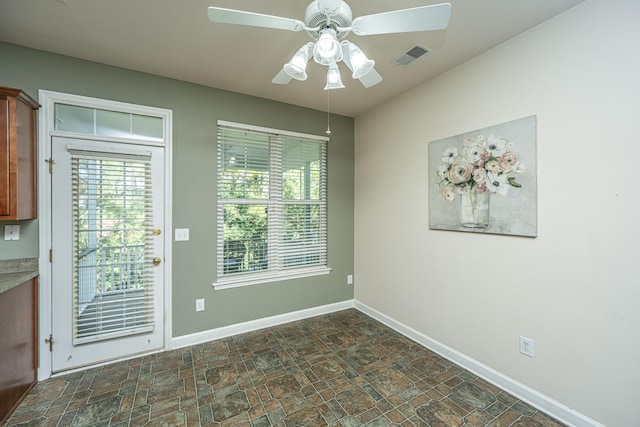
[171, 300, 355, 350]
[354, 301, 603, 427]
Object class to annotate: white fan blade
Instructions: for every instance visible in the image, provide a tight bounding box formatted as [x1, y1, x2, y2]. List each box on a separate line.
[351, 3, 451, 36]
[341, 44, 383, 88]
[272, 69, 292, 85]
[207, 7, 305, 32]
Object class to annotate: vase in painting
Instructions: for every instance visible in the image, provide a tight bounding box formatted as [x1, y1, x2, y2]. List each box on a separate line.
[460, 190, 489, 228]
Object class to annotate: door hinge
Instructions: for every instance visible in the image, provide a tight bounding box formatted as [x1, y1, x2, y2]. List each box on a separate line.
[49, 249, 53, 263]
[46, 158, 54, 174]
[45, 334, 53, 352]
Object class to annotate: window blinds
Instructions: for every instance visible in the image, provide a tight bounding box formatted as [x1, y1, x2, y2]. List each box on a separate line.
[281, 137, 327, 269]
[216, 122, 328, 282]
[71, 151, 155, 344]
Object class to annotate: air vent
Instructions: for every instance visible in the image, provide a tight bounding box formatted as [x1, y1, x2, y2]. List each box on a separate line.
[392, 44, 431, 66]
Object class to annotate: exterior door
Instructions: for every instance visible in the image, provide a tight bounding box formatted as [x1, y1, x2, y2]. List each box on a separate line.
[50, 136, 165, 372]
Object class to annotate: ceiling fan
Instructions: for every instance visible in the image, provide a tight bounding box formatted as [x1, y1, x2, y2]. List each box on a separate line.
[207, 0, 452, 90]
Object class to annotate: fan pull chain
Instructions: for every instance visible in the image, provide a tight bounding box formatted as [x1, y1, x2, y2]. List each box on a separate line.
[326, 89, 331, 137]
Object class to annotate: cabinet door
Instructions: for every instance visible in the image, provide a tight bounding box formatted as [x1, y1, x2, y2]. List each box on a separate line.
[14, 98, 37, 219]
[0, 277, 38, 423]
[0, 97, 9, 216]
[0, 90, 38, 220]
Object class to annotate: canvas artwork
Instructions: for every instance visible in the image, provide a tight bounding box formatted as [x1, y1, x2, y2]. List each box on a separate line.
[428, 115, 537, 237]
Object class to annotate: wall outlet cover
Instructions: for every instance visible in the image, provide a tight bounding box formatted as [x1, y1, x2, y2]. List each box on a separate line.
[4, 225, 20, 240]
[519, 336, 534, 358]
[175, 228, 190, 241]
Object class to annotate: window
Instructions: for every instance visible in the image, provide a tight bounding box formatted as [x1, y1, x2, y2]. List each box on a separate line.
[215, 121, 329, 289]
[70, 150, 155, 343]
[55, 104, 164, 141]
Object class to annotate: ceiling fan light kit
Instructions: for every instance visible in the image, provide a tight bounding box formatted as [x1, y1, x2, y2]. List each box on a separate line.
[207, 1, 452, 90]
[284, 43, 314, 81]
[343, 41, 375, 79]
[324, 62, 345, 90]
[313, 29, 343, 65]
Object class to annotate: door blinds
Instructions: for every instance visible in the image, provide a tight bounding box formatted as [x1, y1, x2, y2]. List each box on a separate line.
[70, 149, 155, 344]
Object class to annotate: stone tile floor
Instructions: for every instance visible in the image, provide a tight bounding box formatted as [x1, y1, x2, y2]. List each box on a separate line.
[4, 309, 567, 426]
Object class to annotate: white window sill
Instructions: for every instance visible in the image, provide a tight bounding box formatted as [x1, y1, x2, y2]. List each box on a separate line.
[213, 266, 332, 291]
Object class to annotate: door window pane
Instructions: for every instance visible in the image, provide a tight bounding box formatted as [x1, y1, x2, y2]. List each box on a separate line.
[72, 156, 154, 343]
[96, 109, 130, 138]
[55, 104, 94, 134]
[54, 104, 164, 141]
[132, 114, 163, 140]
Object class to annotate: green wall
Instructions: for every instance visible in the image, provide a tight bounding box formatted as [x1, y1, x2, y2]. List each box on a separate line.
[0, 42, 355, 336]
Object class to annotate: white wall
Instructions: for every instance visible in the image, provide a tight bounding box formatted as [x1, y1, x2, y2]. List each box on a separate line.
[354, 1, 639, 426]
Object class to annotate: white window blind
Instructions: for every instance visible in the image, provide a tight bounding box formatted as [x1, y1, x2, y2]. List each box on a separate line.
[215, 121, 329, 288]
[71, 151, 155, 344]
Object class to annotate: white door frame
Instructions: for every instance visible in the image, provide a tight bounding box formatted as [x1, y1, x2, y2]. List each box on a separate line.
[37, 90, 173, 380]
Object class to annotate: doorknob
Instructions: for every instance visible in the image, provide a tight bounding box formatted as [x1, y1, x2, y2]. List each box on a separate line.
[153, 257, 162, 265]
[153, 229, 161, 236]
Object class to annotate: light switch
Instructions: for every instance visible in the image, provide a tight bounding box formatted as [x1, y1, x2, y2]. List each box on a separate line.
[175, 228, 190, 241]
[4, 225, 20, 241]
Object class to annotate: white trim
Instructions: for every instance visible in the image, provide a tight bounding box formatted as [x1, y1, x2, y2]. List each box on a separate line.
[50, 130, 165, 147]
[213, 266, 332, 290]
[171, 300, 354, 350]
[44, 91, 167, 115]
[217, 120, 329, 142]
[66, 143, 152, 160]
[50, 348, 164, 378]
[37, 89, 173, 380]
[353, 301, 604, 427]
[37, 95, 53, 381]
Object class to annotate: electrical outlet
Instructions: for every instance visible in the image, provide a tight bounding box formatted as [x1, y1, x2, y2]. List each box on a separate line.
[347, 274, 353, 285]
[519, 336, 534, 358]
[196, 298, 205, 312]
[4, 225, 20, 240]
[175, 228, 190, 241]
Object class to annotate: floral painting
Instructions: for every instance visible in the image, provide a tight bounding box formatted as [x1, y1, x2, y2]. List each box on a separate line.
[428, 116, 537, 237]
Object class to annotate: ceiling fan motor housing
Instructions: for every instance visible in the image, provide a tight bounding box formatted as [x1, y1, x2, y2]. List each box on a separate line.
[305, 0, 353, 40]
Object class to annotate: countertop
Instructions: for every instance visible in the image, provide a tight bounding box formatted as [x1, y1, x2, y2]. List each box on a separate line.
[0, 258, 38, 294]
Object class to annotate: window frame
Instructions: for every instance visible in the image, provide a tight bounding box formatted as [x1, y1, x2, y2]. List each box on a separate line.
[213, 120, 330, 290]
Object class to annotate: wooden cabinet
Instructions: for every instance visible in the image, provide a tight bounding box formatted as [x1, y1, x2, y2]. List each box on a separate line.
[0, 86, 40, 220]
[0, 277, 38, 424]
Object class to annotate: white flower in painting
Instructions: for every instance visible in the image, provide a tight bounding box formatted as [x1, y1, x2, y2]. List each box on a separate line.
[513, 162, 526, 174]
[437, 164, 449, 180]
[486, 172, 510, 195]
[485, 160, 500, 174]
[498, 151, 519, 172]
[463, 135, 484, 146]
[463, 144, 484, 163]
[441, 185, 456, 201]
[484, 136, 507, 157]
[473, 168, 487, 184]
[448, 160, 474, 184]
[455, 186, 467, 195]
[441, 147, 459, 164]
[434, 132, 524, 203]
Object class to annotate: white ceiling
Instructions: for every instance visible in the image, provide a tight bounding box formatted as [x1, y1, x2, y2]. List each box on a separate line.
[0, 0, 584, 117]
